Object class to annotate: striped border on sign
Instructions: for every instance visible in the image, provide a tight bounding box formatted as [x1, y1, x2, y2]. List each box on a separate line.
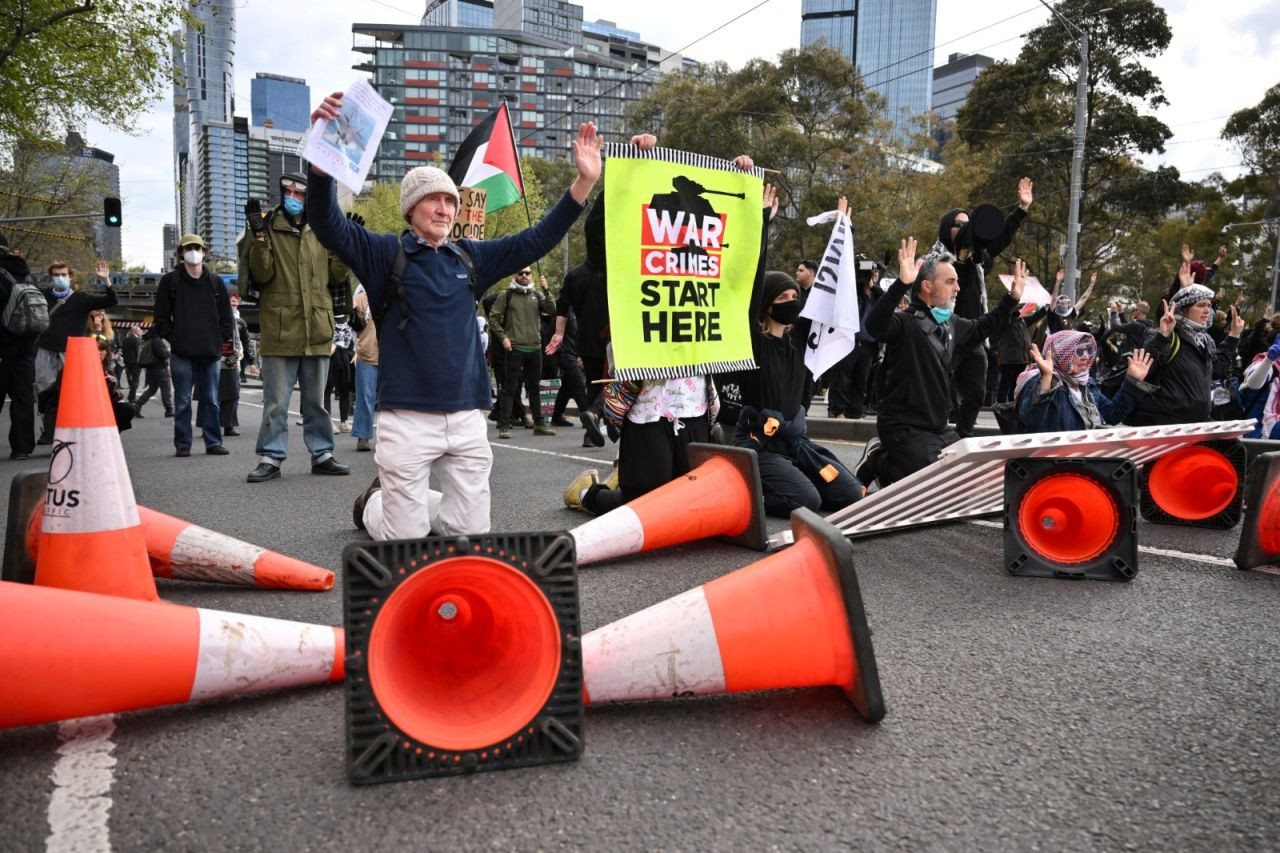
[600, 143, 765, 179]
[612, 358, 758, 382]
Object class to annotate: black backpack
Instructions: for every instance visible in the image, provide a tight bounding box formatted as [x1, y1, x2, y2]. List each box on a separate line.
[375, 240, 477, 331]
[0, 267, 50, 337]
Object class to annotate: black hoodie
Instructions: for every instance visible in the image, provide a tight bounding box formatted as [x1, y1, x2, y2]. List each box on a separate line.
[555, 191, 610, 360]
[937, 206, 1027, 320]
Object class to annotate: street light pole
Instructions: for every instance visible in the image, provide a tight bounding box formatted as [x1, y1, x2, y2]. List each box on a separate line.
[1063, 28, 1089, 302]
[1221, 217, 1280, 311]
[1038, 0, 1092, 301]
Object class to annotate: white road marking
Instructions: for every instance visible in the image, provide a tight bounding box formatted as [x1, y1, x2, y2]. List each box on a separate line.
[46, 715, 116, 853]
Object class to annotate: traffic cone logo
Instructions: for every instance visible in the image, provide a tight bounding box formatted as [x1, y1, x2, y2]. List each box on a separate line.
[581, 508, 885, 723]
[0, 580, 344, 730]
[1140, 439, 1246, 529]
[3, 472, 333, 591]
[343, 532, 584, 784]
[1233, 451, 1280, 571]
[1004, 457, 1138, 582]
[34, 337, 155, 600]
[571, 444, 767, 566]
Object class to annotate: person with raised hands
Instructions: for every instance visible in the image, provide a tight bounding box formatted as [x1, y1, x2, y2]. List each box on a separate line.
[1014, 330, 1155, 433]
[305, 90, 602, 540]
[1126, 262, 1244, 426]
[857, 241, 1025, 488]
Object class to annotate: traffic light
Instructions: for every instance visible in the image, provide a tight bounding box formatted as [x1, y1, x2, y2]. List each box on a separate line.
[103, 197, 122, 228]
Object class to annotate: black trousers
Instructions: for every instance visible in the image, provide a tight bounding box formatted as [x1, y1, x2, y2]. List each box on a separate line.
[489, 344, 526, 420]
[0, 344, 36, 457]
[499, 348, 543, 428]
[846, 344, 877, 418]
[952, 347, 988, 436]
[584, 416, 709, 516]
[136, 365, 173, 412]
[876, 423, 961, 487]
[551, 351, 589, 419]
[125, 363, 142, 402]
[825, 350, 857, 417]
[995, 364, 1026, 404]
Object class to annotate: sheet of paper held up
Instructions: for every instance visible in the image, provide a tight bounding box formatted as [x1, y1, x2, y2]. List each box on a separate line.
[302, 79, 393, 194]
[999, 274, 1051, 308]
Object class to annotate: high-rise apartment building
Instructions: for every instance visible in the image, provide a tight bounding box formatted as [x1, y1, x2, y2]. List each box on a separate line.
[800, 0, 937, 148]
[932, 52, 993, 123]
[352, 18, 667, 184]
[494, 0, 583, 47]
[422, 0, 495, 28]
[250, 73, 312, 133]
[172, 0, 238, 258]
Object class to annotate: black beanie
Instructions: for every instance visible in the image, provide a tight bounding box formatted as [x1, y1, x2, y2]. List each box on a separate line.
[761, 271, 799, 319]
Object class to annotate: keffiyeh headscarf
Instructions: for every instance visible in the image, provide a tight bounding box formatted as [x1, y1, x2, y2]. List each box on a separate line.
[1171, 284, 1216, 352]
[1014, 330, 1097, 403]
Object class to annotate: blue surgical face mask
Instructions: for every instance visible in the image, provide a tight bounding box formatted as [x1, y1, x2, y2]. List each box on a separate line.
[51, 276, 70, 295]
[930, 307, 952, 324]
[282, 196, 304, 217]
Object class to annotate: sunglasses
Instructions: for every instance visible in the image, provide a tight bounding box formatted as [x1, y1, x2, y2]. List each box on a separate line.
[1073, 343, 1097, 358]
[517, 271, 532, 277]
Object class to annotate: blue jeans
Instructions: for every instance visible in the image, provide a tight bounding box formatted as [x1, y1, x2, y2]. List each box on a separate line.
[255, 355, 334, 464]
[353, 359, 377, 440]
[170, 354, 222, 450]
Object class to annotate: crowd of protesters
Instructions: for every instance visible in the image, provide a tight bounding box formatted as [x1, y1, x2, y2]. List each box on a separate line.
[1, 96, 1274, 541]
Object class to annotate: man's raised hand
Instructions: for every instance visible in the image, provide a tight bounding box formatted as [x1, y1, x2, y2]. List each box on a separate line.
[897, 237, 922, 286]
[95, 260, 110, 280]
[1178, 261, 1193, 289]
[1017, 176, 1033, 211]
[569, 122, 602, 203]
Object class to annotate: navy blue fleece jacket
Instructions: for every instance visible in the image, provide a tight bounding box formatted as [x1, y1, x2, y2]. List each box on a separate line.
[306, 170, 586, 412]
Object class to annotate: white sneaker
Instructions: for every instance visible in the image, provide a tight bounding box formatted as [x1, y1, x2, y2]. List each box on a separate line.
[338, 421, 351, 434]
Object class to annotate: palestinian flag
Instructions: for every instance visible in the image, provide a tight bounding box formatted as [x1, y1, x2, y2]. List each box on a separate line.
[447, 102, 525, 214]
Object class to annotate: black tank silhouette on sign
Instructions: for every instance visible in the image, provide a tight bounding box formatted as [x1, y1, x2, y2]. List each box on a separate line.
[649, 175, 744, 263]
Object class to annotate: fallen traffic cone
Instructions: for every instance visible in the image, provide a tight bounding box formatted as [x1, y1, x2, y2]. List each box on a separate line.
[34, 337, 156, 600]
[571, 443, 767, 566]
[1, 473, 333, 591]
[582, 507, 885, 723]
[0, 580, 344, 730]
[342, 531, 583, 784]
[1140, 439, 1246, 529]
[140, 506, 335, 590]
[1003, 457, 1138, 582]
[1233, 451, 1280, 571]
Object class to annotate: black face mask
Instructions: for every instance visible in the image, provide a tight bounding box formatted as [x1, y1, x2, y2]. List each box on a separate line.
[769, 300, 802, 325]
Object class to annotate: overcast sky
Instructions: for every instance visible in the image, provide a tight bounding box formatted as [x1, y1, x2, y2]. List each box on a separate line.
[84, 0, 1278, 270]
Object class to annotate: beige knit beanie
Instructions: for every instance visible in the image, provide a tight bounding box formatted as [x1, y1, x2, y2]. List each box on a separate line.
[400, 166, 461, 221]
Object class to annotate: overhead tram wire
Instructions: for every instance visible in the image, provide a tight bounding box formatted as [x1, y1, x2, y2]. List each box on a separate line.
[515, 0, 780, 145]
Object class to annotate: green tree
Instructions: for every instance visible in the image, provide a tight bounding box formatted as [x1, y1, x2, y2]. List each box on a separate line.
[1222, 82, 1280, 218]
[955, 0, 1185, 303]
[0, 137, 110, 274]
[0, 0, 189, 150]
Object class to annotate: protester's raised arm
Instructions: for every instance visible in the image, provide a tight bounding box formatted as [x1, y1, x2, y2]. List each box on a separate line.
[307, 92, 344, 178]
[569, 123, 602, 204]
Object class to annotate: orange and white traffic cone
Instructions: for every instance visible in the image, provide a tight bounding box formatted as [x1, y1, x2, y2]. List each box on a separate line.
[0, 580, 345, 730]
[580, 507, 885, 722]
[3, 473, 334, 591]
[34, 337, 156, 600]
[1140, 439, 1246, 529]
[571, 444, 767, 566]
[139, 507, 335, 590]
[1233, 451, 1280, 571]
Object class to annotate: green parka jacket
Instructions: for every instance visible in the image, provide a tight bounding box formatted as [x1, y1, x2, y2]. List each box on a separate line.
[247, 208, 349, 357]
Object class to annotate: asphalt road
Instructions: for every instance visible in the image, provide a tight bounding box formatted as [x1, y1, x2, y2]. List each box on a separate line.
[2, 385, 1278, 850]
